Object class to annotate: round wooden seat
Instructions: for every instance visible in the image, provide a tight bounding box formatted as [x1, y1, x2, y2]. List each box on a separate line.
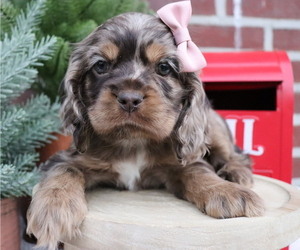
[64, 175, 300, 250]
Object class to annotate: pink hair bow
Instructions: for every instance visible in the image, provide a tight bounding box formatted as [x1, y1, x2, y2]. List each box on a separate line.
[157, 0, 207, 72]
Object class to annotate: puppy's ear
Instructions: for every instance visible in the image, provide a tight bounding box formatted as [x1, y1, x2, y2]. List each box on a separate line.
[60, 55, 90, 153]
[173, 74, 210, 166]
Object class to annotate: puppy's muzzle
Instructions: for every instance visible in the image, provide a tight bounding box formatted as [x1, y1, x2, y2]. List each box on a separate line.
[117, 91, 144, 113]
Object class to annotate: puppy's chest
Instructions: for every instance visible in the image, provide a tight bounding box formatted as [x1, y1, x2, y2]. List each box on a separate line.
[112, 150, 148, 191]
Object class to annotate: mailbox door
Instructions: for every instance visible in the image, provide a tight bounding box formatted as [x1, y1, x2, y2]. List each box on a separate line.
[218, 110, 281, 179]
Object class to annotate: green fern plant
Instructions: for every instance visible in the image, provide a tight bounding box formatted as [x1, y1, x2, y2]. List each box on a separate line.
[0, 0, 18, 39]
[0, 0, 60, 198]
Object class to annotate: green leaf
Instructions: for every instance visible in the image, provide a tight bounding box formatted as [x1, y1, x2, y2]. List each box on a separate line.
[0, 108, 27, 149]
[0, 35, 57, 103]
[0, 164, 40, 198]
[0, 0, 19, 38]
[0, 0, 61, 198]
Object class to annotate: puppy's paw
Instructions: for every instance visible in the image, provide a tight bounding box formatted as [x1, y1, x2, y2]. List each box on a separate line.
[217, 166, 253, 188]
[27, 184, 87, 250]
[194, 182, 265, 219]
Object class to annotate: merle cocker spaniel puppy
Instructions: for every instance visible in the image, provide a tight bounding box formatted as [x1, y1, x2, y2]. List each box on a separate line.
[27, 11, 265, 249]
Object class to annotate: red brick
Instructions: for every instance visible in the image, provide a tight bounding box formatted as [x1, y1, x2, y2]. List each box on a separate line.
[293, 158, 300, 177]
[295, 93, 300, 113]
[147, 0, 174, 11]
[190, 25, 263, 49]
[227, 0, 300, 19]
[147, 0, 215, 14]
[191, 0, 215, 15]
[292, 61, 300, 82]
[294, 126, 300, 147]
[273, 29, 300, 51]
[189, 25, 235, 47]
[241, 27, 264, 49]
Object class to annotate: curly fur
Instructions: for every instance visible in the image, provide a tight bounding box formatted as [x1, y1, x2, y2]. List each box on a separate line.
[27, 12, 265, 249]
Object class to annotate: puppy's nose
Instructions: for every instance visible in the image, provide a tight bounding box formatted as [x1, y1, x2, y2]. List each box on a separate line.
[117, 92, 144, 113]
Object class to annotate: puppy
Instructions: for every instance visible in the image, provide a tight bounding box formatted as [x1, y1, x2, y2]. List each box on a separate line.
[27, 11, 264, 249]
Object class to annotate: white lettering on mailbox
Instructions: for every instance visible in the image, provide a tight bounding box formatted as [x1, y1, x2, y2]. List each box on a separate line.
[226, 118, 264, 156]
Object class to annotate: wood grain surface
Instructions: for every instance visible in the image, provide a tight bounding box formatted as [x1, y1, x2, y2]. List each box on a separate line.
[64, 175, 300, 250]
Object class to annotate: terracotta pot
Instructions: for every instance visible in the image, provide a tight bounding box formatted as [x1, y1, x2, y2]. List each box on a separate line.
[38, 133, 72, 163]
[0, 198, 20, 250]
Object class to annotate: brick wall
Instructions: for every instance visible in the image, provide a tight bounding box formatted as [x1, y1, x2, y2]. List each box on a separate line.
[147, 0, 300, 178]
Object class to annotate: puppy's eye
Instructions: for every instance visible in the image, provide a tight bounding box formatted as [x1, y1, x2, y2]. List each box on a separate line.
[157, 62, 171, 76]
[94, 60, 110, 74]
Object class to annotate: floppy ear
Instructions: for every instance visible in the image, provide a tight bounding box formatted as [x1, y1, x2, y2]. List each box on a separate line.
[173, 73, 210, 166]
[60, 54, 90, 153]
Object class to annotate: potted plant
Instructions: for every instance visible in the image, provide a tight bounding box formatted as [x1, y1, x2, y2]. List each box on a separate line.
[0, 0, 59, 249]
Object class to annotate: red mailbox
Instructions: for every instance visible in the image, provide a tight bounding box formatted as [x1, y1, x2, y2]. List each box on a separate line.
[201, 51, 294, 183]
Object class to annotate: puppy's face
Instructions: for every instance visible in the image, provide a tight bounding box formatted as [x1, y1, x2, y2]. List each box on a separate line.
[67, 13, 186, 141]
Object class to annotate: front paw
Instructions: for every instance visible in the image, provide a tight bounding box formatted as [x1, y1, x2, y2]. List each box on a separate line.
[192, 182, 265, 219]
[27, 184, 87, 249]
[217, 166, 253, 188]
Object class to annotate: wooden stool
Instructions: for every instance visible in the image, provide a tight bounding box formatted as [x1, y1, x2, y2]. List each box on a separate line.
[64, 175, 300, 250]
